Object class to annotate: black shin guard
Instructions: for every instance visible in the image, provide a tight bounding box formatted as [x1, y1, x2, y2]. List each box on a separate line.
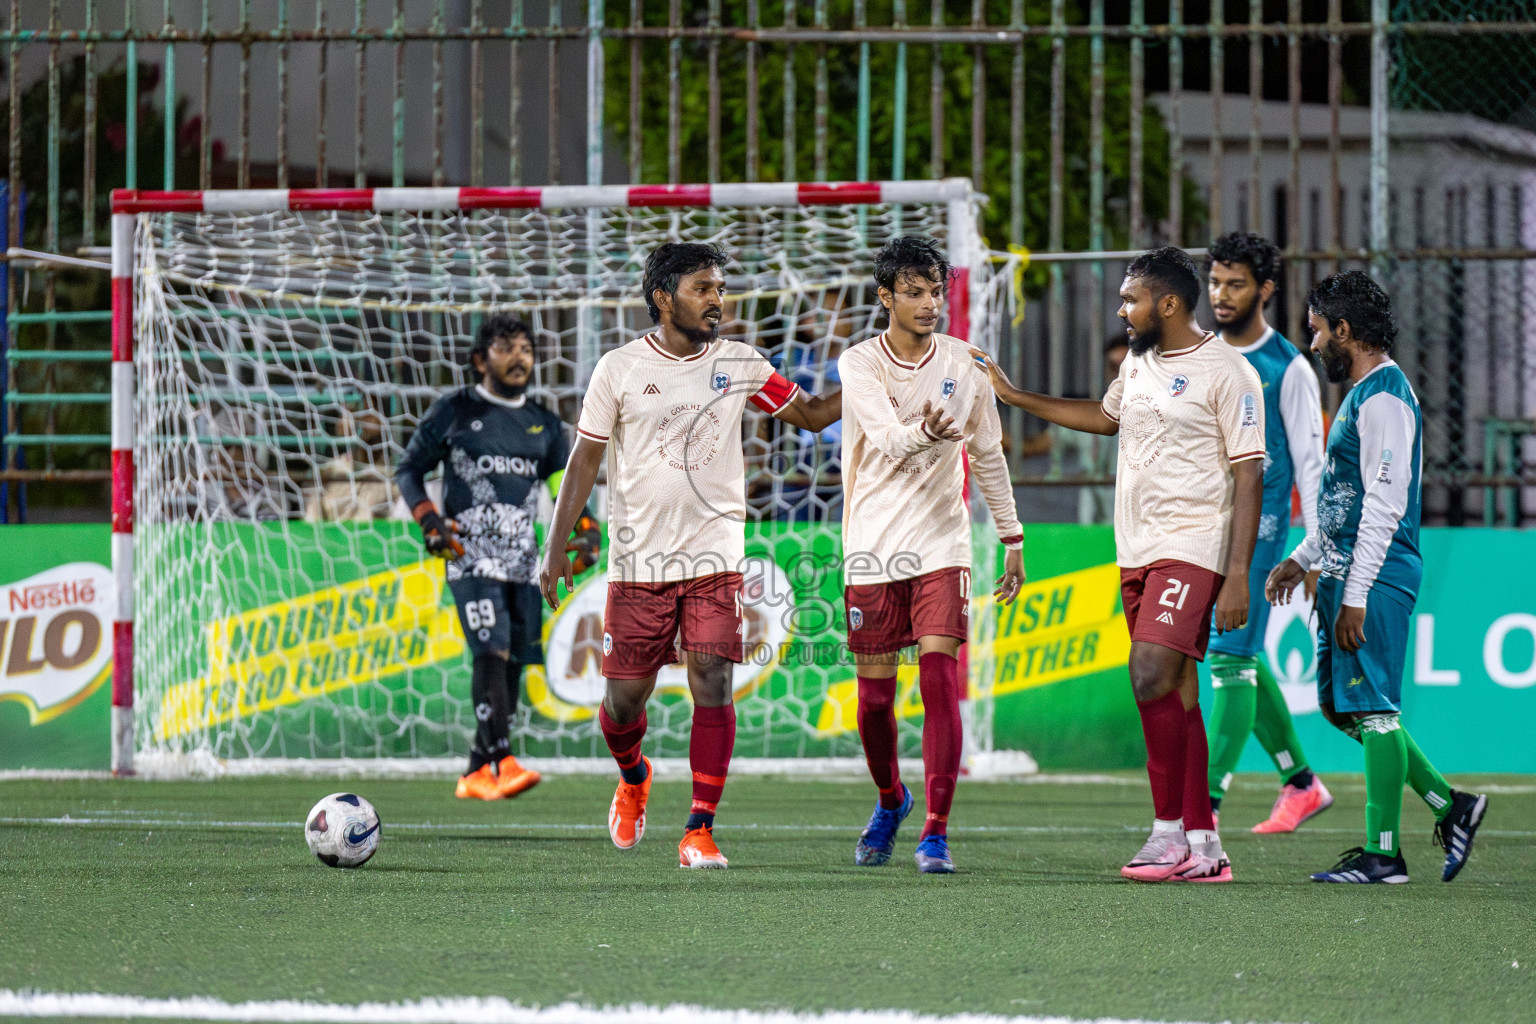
[469, 653, 512, 773]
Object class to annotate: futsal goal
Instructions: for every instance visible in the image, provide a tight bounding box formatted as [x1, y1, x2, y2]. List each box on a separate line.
[108, 180, 1020, 776]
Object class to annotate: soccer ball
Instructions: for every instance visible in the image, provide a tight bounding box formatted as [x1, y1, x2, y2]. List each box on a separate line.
[304, 792, 381, 868]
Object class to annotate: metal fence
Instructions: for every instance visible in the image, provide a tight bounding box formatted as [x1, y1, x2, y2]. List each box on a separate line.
[4, 0, 1534, 524]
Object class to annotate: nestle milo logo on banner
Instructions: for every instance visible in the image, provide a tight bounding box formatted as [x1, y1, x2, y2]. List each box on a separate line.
[153, 563, 464, 739]
[0, 563, 113, 724]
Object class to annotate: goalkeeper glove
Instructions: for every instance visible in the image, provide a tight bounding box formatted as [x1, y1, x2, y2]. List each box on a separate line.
[565, 513, 602, 574]
[412, 500, 465, 559]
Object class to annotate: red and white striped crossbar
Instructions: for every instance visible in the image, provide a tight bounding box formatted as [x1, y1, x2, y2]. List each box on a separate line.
[109, 179, 972, 214]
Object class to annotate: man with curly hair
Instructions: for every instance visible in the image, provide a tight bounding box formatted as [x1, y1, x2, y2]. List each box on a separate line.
[1268, 271, 1488, 884]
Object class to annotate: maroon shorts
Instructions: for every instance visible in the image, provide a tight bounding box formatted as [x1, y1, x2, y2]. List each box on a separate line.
[844, 567, 970, 656]
[1119, 560, 1224, 661]
[601, 572, 744, 680]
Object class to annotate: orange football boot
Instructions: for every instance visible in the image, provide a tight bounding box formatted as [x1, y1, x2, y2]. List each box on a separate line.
[495, 756, 542, 799]
[1252, 776, 1334, 833]
[678, 824, 729, 869]
[455, 763, 500, 800]
[608, 757, 652, 849]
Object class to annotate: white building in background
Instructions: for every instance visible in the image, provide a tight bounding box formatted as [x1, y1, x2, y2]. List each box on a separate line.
[1164, 95, 1536, 523]
[1028, 96, 1535, 524]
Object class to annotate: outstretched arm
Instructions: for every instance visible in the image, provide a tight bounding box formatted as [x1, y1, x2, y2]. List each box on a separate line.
[539, 436, 606, 609]
[773, 385, 842, 432]
[967, 347, 1119, 436]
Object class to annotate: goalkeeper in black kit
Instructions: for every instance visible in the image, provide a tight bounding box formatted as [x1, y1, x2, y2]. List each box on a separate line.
[397, 313, 601, 800]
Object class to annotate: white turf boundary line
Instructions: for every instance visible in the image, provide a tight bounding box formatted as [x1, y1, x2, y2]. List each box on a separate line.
[7, 752, 1149, 785]
[0, 992, 1262, 1024]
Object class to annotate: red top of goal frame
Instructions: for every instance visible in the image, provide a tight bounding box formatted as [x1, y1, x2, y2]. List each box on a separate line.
[110, 180, 972, 214]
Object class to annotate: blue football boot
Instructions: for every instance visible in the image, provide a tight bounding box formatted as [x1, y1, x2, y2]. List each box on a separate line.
[853, 784, 913, 866]
[1310, 846, 1409, 884]
[1435, 790, 1488, 882]
[914, 833, 955, 874]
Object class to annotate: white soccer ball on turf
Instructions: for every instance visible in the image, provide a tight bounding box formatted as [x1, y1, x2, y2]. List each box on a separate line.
[304, 792, 381, 868]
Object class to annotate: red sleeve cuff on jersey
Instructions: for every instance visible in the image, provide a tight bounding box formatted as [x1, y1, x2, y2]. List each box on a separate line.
[919, 420, 940, 441]
[576, 427, 609, 442]
[1228, 449, 1265, 463]
[749, 371, 800, 413]
[999, 533, 1024, 546]
[1100, 403, 1119, 422]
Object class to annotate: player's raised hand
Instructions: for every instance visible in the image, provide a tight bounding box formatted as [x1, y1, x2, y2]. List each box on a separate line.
[1335, 604, 1367, 653]
[1212, 574, 1250, 634]
[994, 547, 1026, 604]
[411, 501, 464, 559]
[539, 545, 575, 611]
[920, 400, 963, 442]
[1265, 557, 1307, 605]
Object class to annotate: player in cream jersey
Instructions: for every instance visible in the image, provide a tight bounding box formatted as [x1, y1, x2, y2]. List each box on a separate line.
[1099, 319, 1265, 574]
[539, 243, 841, 871]
[970, 247, 1265, 884]
[838, 237, 1025, 875]
[839, 331, 1023, 584]
[574, 331, 797, 585]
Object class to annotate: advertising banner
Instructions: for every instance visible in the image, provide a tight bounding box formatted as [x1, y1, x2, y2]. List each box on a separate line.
[0, 526, 114, 769]
[2, 523, 1531, 773]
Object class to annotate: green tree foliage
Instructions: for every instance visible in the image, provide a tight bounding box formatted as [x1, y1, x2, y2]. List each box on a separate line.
[0, 56, 204, 250]
[605, 0, 1203, 253]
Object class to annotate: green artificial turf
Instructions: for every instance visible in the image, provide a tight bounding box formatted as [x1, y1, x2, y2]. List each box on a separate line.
[1, 773, 1532, 1023]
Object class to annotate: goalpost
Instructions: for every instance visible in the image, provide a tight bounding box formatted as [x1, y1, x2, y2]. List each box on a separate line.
[108, 180, 1018, 777]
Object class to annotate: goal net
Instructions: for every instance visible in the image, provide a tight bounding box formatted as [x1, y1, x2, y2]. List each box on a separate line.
[111, 181, 1020, 775]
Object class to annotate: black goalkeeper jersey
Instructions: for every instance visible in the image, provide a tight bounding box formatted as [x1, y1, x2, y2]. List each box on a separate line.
[396, 385, 569, 584]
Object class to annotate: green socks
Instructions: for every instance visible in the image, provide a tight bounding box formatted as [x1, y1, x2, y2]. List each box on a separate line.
[1252, 657, 1310, 784]
[1361, 714, 1407, 856]
[1340, 714, 1455, 824]
[1406, 730, 1454, 821]
[1206, 654, 1258, 804]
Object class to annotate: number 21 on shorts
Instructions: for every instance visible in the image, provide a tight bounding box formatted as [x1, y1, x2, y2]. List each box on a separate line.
[1159, 577, 1191, 611]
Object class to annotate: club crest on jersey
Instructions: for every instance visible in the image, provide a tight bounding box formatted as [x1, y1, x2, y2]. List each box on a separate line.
[941, 378, 957, 399]
[1168, 375, 1189, 397]
[849, 607, 863, 631]
[712, 372, 731, 395]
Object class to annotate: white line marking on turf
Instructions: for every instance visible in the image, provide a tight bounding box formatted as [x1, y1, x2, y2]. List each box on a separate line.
[0, 991, 1265, 1024]
[3, 815, 1533, 839]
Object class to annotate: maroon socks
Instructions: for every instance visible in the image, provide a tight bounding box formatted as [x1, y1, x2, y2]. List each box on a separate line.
[687, 703, 736, 829]
[1182, 703, 1216, 832]
[599, 704, 649, 785]
[918, 651, 962, 840]
[1136, 688, 1189, 823]
[857, 676, 904, 809]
